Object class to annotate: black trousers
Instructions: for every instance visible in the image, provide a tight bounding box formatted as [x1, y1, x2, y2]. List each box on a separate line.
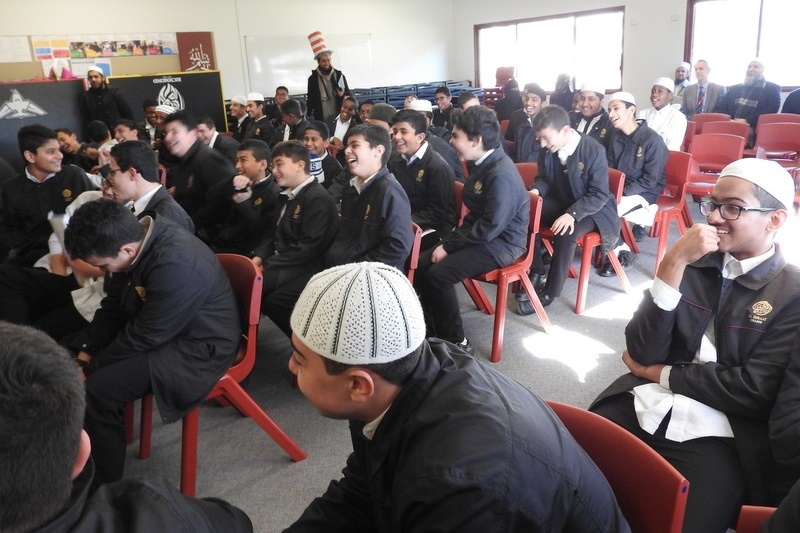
[85, 355, 153, 486]
[262, 266, 317, 338]
[591, 394, 744, 533]
[0, 264, 78, 324]
[531, 200, 598, 298]
[415, 245, 501, 343]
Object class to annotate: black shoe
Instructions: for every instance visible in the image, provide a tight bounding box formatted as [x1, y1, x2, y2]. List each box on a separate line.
[516, 272, 547, 300]
[538, 292, 555, 307]
[456, 337, 473, 354]
[599, 251, 637, 276]
[618, 250, 638, 269]
[516, 293, 535, 316]
[633, 224, 647, 242]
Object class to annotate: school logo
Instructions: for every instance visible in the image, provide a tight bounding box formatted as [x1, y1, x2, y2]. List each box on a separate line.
[416, 169, 424, 182]
[187, 174, 195, 188]
[293, 205, 302, 218]
[600, 128, 607, 138]
[135, 286, 147, 301]
[473, 181, 483, 194]
[751, 301, 773, 317]
[636, 146, 643, 158]
[578, 162, 585, 172]
[0, 89, 47, 119]
[62, 189, 73, 203]
[254, 198, 262, 205]
[157, 83, 185, 111]
[364, 204, 371, 219]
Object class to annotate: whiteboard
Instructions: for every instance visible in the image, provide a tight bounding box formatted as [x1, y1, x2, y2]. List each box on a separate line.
[244, 33, 373, 96]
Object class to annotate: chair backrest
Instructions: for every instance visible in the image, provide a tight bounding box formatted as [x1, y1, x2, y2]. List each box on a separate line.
[689, 133, 745, 167]
[735, 505, 776, 533]
[754, 123, 800, 153]
[406, 222, 423, 284]
[215, 254, 263, 378]
[757, 112, 800, 133]
[682, 120, 695, 152]
[607, 168, 625, 203]
[692, 113, 731, 134]
[663, 151, 692, 199]
[158, 164, 168, 186]
[453, 180, 467, 225]
[546, 401, 690, 533]
[514, 162, 538, 189]
[701, 120, 749, 139]
[499, 119, 510, 136]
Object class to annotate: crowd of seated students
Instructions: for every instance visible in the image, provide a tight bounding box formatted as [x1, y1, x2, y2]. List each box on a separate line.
[3, 54, 800, 531]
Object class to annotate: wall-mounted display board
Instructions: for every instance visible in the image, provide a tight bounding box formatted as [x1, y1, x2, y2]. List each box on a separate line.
[109, 70, 226, 131]
[0, 79, 86, 172]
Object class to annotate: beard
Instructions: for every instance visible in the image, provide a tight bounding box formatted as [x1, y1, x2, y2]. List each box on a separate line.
[318, 65, 333, 75]
[744, 75, 762, 86]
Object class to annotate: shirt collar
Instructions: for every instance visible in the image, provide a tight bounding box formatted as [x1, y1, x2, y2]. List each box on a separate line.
[131, 185, 162, 216]
[474, 148, 495, 166]
[722, 245, 775, 279]
[362, 405, 392, 440]
[25, 167, 56, 183]
[402, 141, 428, 164]
[350, 169, 382, 194]
[280, 175, 315, 200]
[558, 129, 580, 164]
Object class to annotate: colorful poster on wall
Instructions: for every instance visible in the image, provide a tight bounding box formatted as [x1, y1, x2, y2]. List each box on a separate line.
[31, 36, 70, 61]
[177, 32, 216, 71]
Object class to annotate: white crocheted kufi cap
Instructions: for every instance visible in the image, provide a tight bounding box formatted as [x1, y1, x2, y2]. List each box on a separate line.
[290, 262, 426, 365]
[720, 158, 795, 211]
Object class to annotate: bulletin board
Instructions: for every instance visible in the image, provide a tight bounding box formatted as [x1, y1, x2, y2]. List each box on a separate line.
[244, 33, 373, 95]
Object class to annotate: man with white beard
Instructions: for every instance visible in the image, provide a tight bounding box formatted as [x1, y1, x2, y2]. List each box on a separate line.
[717, 59, 781, 146]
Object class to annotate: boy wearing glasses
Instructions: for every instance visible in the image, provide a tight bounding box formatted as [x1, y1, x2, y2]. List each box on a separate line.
[591, 158, 800, 532]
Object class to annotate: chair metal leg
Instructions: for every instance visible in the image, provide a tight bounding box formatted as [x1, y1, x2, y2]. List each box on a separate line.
[124, 403, 134, 444]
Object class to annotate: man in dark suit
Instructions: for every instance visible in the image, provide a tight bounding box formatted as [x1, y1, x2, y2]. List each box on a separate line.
[717, 59, 781, 145]
[680, 60, 727, 120]
[196, 115, 240, 164]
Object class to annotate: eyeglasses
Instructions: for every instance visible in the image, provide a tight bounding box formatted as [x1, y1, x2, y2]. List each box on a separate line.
[699, 200, 777, 220]
[102, 167, 124, 187]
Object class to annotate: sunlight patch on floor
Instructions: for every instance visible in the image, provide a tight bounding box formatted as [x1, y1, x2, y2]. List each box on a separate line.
[521, 326, 618, 383]
[578, 279, 651, 320]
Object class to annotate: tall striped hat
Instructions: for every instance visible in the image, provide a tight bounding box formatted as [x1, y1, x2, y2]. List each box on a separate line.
[308, 31, 333, 60]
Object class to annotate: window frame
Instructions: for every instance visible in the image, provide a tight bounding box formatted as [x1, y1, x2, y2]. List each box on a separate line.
[473, 6, 626, 91]
[684, 0, 797, 90]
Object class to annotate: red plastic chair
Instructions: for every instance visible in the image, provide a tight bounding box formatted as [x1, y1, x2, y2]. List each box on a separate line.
[756, 112, 800, 133]
[749, 123, 800, 167]
[692, 113, 731, 134]
[682, 120, 695, 152]
[134, 254, 307, 496]
[652, 152, 691, 274]
[547, 401, 690, 533]
[158, 164, 167, 186]
[453, 180, 468, 226]
[462, 192, 551, 362]
[499, 119, 510, 136]
[406, 222, 423, 284]
[514, 162, 538, 189]
[540, 169, 632, 314]
[701, 120, 749, 139]
[688, 133, 745, 174]
[735, 505, 776, 533]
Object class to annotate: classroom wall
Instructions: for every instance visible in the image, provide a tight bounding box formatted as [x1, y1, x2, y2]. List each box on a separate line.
[0, 0, 454, 98]
[453, 0, 691, 106]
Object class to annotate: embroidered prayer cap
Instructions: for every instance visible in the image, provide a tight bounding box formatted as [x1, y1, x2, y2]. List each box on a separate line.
[290, 262, 426, 365]
[719, 158, 795, 210]
[230, 95, 247, 106]
[407, 99, 434, 114]
[308, 31, 333, 60]
[154, 104, 175, 116]
[246, 92, 265, 102]
[608, 91, 636, 107]
[86, 65, 105, 76]
[579, 83, 606, 97]
[368, 104, 398, 125]
[677, 61, 691, 72]
[653, 77, 675, 93]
